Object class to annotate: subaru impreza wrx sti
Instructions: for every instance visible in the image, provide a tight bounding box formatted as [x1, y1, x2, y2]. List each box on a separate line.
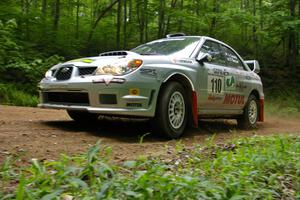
[39, 34, 264, 138]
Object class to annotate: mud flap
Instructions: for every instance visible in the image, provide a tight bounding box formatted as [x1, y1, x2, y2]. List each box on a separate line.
[258, 99, 264, 122]
[192, 91, 198, 128]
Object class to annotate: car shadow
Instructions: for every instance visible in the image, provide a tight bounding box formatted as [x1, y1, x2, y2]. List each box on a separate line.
[41, 117, 240, 143]
[42, 118, 167, 143]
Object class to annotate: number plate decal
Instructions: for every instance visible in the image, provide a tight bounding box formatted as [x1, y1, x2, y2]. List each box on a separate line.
[208, 75, 224, 94]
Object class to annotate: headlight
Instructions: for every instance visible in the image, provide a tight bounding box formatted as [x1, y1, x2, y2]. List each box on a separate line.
[44, 63, 61, 79]
[45, 70, 54, 79]
[94, 59, 143, 76]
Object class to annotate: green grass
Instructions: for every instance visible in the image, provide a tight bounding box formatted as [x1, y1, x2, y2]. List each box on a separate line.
[0, 83, 38, 107]
[1, 136, 299, 199]
[265, 88, 300, 118]
[266, 96, 300, 118]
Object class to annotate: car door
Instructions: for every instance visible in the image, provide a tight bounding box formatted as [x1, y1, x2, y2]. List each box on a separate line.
[220, 45, 248, 110]
[197, 40, 235, 111]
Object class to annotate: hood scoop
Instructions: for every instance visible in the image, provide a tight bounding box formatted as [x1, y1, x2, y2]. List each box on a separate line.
[99, 51, 140, 57]
[100, 51, 128, 57]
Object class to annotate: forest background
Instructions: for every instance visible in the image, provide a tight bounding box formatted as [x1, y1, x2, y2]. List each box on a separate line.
[0, 0, 299, 108]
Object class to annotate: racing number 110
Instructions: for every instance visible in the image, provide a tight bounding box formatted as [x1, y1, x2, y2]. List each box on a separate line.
[211, 78, 222, 93]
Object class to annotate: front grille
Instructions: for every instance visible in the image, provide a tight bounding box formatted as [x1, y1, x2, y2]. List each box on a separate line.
[78, 67, 97, 76]
[55, 66, 73, 80]
[44, 92, 89, 105]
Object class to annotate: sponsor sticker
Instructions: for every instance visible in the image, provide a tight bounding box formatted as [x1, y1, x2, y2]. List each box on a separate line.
[208, 94, 223, 101]
[140, 68, 157, 77]
[208, 75, 224, 94]
[225, 75, 236, 91]
[213, 68, 224, 76]
[223, 94, 244, 105]
[71, 58, 95, 63]
[129, 88, 140, 96]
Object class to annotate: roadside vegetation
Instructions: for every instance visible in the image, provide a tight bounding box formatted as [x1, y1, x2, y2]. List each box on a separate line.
[1, 135, 299, 199]
[266, 95, 300, 118]
[0, 0, 300, 110]
[0, 83, 38, 107]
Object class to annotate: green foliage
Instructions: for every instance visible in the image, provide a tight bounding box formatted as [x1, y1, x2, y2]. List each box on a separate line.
[1, 136, 299, 199]
[0, 0, 300, 106]
[0, 18, 64, 97]
[266, 94, 300, 118]
[0, 83, 38, 107]
[0, 19, 21, 65]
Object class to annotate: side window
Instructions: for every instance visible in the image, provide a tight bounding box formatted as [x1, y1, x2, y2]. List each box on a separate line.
[200, 40, 226, 66]
[221, 45, 245, 70]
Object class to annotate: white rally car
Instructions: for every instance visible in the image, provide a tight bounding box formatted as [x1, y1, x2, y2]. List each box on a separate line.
[39, 34, 264, 138]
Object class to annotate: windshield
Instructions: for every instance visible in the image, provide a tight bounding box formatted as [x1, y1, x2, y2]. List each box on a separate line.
[132, 37, 200, 57]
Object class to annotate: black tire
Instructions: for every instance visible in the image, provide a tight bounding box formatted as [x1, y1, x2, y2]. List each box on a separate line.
[67, 110, 99, 123]
[237, 95, 259, 129]
[154, 82, 188, 139]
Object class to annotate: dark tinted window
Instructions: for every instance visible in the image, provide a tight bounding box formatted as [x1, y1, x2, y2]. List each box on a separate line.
[221, 45, 245, 69]
[200, 40, 226, 66]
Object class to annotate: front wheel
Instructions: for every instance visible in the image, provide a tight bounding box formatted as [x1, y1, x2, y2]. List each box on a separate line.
[67, 110, 99, 123]
[154, 82, 188, 139]
[237, 95, 259, 129]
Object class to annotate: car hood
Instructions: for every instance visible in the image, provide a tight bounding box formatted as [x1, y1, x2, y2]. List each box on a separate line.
[63, 51, 176, 66]
[53, 51, 191, 76]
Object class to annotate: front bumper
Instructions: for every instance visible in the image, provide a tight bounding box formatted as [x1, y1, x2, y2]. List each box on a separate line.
[38, 75, 160, 117]
[38, 103, 152, 117]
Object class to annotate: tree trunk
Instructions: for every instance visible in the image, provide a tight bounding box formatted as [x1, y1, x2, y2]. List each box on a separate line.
[165, 0, 177, 35]
[117, 0, 122, 49]
[287, 0, 296, 70]
[252, 0, 258, 57]
[210, 0, 218, 37]
[144, 0, 148, 41]
[177, 0, 184, 32]
[136, 0, 145, 43]
[297, 0, 300, 56]
[259, 0, 263, 30]
[194, 0, 200, 34]
[42, 0, 47, 19]
[128, 0, 132, 22]
[85, 0, 119, 51]
[123, 0, 127, 49]
[157, 0, 165, 38]
[23, 0, 30, 40]
[75, 0, 80, 39]
[53, 0, 60, 32]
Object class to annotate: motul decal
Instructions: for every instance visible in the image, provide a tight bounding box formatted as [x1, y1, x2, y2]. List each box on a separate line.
[208, 94, 222, 101]
[223, 94, 244, 104]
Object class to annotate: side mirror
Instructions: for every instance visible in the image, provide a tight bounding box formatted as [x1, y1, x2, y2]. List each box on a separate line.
[196, 53, 213, 64]
[245, 60, 260, 74]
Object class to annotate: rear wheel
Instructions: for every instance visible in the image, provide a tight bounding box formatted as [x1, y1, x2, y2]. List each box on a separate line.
[67, 110, 99, 123]
[237, 95, 259, 129]
[154, 82, 188, 139]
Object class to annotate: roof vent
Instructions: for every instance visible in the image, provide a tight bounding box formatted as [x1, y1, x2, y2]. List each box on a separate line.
[166, 33, 186, 38]
[100, 51, 128, 56]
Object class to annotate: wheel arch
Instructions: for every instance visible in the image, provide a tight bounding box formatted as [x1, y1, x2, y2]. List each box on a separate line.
[156, 73, 198, 128]
[162, 73, 195, 91]
[249, 89, 260, 100]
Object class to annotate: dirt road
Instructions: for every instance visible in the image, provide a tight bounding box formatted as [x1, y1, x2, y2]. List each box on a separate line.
[0, 105, 299, 164]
